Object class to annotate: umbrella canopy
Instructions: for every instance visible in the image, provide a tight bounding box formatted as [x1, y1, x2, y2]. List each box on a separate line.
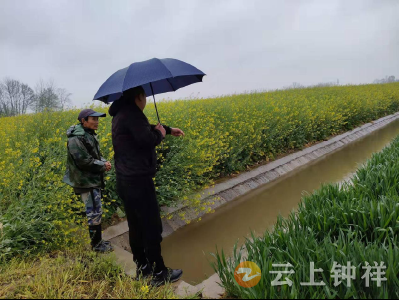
[94, 58, 206, 104]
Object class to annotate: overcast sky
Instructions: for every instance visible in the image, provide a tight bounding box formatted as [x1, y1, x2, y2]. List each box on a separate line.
[1, 0, 398, 107]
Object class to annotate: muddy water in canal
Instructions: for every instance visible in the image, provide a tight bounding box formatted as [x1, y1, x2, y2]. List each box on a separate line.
[161, 119, 399, 284]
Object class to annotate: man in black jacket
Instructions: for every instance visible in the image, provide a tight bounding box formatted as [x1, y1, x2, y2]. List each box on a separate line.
[109, 86, 184, 286]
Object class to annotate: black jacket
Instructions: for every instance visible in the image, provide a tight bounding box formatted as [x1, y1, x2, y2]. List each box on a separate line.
[109, 98, 171, 180]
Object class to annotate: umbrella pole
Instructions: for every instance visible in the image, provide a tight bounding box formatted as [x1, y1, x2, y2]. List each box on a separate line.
[150, 82, 164, 151]
[150, 83, 161, 124]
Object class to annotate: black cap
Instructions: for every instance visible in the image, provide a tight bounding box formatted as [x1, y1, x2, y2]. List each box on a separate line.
[78, 109, 106, 121]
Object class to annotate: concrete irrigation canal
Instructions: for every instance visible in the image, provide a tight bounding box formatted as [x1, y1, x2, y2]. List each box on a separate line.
[103, 112, 399, 297]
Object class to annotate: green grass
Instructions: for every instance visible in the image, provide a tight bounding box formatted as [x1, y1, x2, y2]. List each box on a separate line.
[212, 135, 399, 299]
[0, 245, 193, 299]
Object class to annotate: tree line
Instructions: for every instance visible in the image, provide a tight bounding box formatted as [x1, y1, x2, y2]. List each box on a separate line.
[284, 75, 398, 90]
[373, 75, 398, 84]
[2, 74, 397, 117]
[0, 78, 71, 117]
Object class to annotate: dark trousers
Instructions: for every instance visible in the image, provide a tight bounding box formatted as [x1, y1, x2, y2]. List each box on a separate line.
[116, 176, 166, 272]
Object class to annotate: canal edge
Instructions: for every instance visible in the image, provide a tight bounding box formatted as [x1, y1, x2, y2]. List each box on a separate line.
[162, 111, 399, 238]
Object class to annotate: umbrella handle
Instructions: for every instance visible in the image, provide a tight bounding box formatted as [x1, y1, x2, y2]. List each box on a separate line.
[150, 82, 161, 125]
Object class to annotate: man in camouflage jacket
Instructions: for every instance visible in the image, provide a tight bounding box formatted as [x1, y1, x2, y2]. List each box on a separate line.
[63, 109, 113, 253]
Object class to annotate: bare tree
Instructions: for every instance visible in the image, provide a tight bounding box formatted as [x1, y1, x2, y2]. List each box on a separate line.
[313, 81, 339, 88]
[0, 79, 18, 116]
[0, 78, 35, 117]
[0, 87, 4, 117]
[20, 83, 35, 114]
[283, 82, 305, 90]
[0, 77, 71, 117]
[57, 88, 72, 111]
[292, 82, 303, 89]
[374, 75, 397, 84]
[33, 80, 61, 113]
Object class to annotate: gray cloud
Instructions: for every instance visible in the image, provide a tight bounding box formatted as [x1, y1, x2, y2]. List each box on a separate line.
[1, 0, 398, 106]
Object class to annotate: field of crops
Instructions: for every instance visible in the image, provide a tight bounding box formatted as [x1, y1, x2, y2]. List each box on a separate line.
[1, 83, 399, 260]
[213, 133, 399, 298]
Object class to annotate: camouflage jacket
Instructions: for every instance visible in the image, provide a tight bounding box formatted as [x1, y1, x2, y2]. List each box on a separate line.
[63, 124, 106, 189]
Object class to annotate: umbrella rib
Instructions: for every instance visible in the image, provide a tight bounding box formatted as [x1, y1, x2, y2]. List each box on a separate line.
[122, 63, 133, 93]
[157, 58, 174, 79]
[157, 58, 176, 92]
[166, 78, 176, 91]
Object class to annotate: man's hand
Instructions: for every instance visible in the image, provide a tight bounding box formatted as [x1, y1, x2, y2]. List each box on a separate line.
[105, 161, 112, 172]
[171, 128, 185, 137]
[155, 123, 166, 138]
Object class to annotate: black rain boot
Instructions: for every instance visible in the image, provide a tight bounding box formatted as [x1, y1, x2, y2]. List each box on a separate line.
[150, 268, 183, 287]
[89, 225, 113, 253]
